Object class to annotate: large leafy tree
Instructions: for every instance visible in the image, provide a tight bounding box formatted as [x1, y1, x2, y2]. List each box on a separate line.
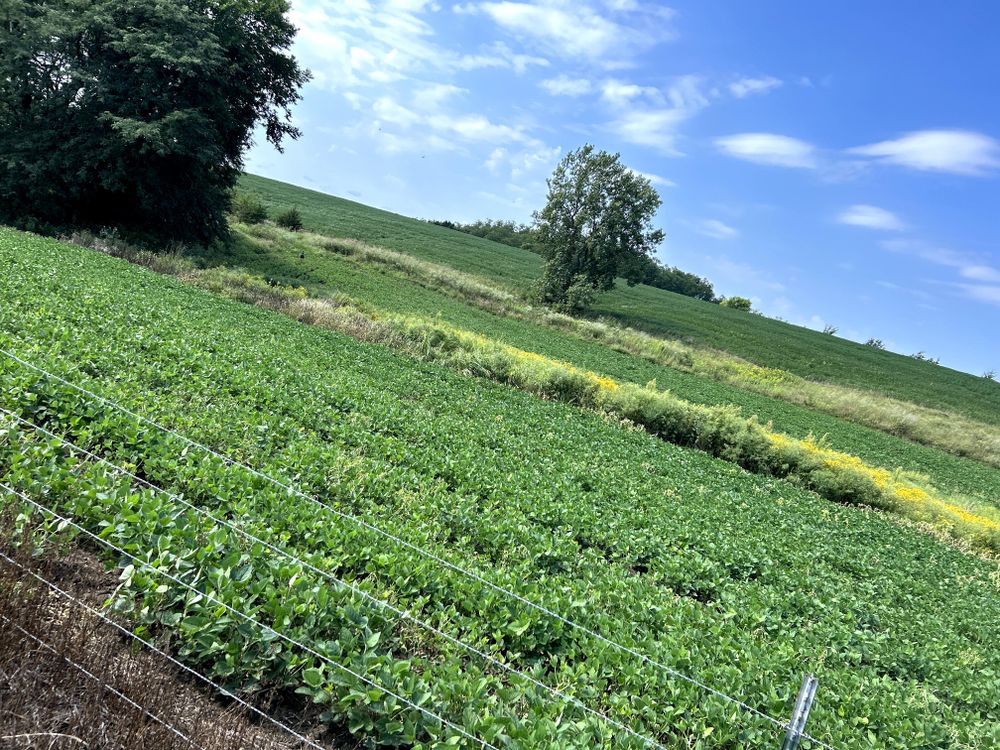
[534, 144, 664, 311]
[0, 0, 308, 242]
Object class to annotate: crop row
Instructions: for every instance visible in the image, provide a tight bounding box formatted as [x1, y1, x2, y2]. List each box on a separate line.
[1, 229, 999, 748]
[79, 228, 1000, 554]
[240, 222, 1000, 468]
[201, 223, 1000, 505]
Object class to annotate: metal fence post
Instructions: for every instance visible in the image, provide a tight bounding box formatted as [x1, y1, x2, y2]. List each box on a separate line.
[780, 674, 819, 750]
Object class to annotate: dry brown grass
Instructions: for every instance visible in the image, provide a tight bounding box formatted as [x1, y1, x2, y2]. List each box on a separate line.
[0, 535, 351, 750]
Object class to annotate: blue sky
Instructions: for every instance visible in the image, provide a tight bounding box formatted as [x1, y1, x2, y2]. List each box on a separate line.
[247, 0, 1000, 376]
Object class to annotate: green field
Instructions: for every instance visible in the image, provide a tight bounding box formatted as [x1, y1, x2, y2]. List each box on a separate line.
[2, 228, 1000, 749]
[202, 219, 1000, 507]
[241, 174, 1000, 423]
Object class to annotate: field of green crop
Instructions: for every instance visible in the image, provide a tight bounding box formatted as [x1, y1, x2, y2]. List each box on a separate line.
[205, 225, 1000, 506]
[2, 228, 999, 749]
[240, 174, 1000, 423]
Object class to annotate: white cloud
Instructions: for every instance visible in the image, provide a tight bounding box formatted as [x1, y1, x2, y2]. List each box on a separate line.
[960, 265, 1000, 283]
[607, 76, 708, 154]
[372, 97, 422, 128]
[484, 147, 507, 172]
[413, 82, 466, 109]
[848, 129, 1000, 176]
[628, 168, 676, 187]
[364, 96, 539, 157]
[427, 112, 531, 143]
[509, 144, 562, 177]
[469, 1, 621, 59]
[958, 284, 1000, 306]
[290, 2, 545, 91]
[539, 75, 592, 96]
[881, 238, 1000, 308]
[837, 204, 907, 231]
[611, 109, 689, 154]
[455, 41, 549, 74]
[664, 75, 709, 110]
[601, 79, 660, 107]
[714, 133, 817, 168]
[697, 219, 739, 239]
[728, 76, 782, 99]
[462, 1, 676, 63]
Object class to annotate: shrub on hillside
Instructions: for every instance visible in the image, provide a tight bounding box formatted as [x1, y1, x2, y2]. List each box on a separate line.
[275, 207, 304, 231]
[720, 296, 753, 312]
[232, 192, 268, 224]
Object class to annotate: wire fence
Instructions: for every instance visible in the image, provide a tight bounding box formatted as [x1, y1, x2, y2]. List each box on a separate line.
[0, 550, 325, 750]
[0, 346, 841, 750]
[0, 616, 206, 750]
[0, 481, 502, 750]
[0, 405, 673, 750]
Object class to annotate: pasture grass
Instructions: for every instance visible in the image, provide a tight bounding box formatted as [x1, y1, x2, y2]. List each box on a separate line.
[240, 173, 1000, 423]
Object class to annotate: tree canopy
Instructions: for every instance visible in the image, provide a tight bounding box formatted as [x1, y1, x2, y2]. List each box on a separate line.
[534, 145, 664, 311]
[0, 0, 308, 242]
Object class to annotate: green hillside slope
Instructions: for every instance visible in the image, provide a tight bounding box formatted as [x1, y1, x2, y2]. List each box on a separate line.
[2, 228, 999, 749]
[240, 174, 1000, 422]
[209, 224, 1000, 507]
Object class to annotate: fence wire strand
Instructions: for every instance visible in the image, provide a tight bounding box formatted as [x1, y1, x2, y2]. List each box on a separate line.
[0, 481, 501, 750]
[0, 550, 326, 750]
[0, 615, 206, 750]
[0, 346, 842, 750]
[0, 405, 672, 750]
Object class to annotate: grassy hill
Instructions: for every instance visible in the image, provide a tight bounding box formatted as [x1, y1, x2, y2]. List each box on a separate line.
[2, 227, 999, 749]
[241, 173, 1000, 423]
[206, 221, 1000, 510]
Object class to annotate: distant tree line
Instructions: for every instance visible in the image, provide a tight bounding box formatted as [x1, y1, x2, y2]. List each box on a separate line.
[638, 262, 716, 301]
[430, 219, 539, 252]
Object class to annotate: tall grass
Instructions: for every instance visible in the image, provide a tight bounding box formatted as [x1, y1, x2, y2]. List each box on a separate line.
[243, 226, 999, 468]
[71, 233, 1000, 557]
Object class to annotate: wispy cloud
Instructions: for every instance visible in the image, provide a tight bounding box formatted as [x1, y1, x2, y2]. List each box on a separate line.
[460, 1, 676, 64]
[611, 110, 688, 154]
[538, 74, 592, 96]
[705, 256, 786, 293]
[600, 79, 661, 107]
[881, 238, 1000, 307]
[957, 284, 1000, 306]
[837, 204, 907, 231]
[728, 76, 782, 98]
[628, 168, 676, 187]
[848, 129, 1000, 176]
[289, 2, 547, 91]
[714, 133, 817, 168]
[960, 265, 1000, 283]
[607, 75, 708, 154]
[697, 219, 739, 239]
[484, 147, 507, 172]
